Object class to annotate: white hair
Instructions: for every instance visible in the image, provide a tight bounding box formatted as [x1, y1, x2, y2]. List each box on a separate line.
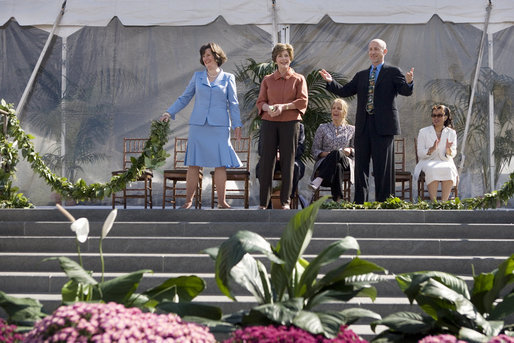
[370, 38, 387, 50]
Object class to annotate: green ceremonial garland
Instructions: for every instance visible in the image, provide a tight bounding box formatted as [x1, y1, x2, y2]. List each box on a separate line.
[0, 100, 170, 207]
[0, 99, 512, 209]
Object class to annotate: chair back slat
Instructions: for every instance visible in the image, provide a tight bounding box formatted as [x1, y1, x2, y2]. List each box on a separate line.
[229, 137, 251, 171]
[174, 137, 189, 170]
[123, 138, 148, 170]
[394, 138, 406, 172]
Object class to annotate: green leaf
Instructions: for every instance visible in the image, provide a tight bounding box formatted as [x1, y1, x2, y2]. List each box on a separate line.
[143, 275, 205, 303]
[371, 311, 434, 334]
[61, 279, 92, 303]
[298, 237, 360, 297]
[0, 291, 47, 326]
[317, 258, 385, 294]
[157, 302, 222, 320]
[271, 197, 326, 299]
[471, 254, 514, 314]
[292, 310, 326, 336]
[44, 256, 97, 286]
[417, 278, 497, 335]
[458, 327, 489, 343]
[242, 298, 304, 326]
[489, 291, 514, 320]
[398, 271, 470, 303]
[214, 230, 282, 300]
[97, 269, 152, 304]
[338, 307, 382, 325]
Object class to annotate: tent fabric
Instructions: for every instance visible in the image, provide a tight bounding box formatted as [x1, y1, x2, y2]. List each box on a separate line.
[1, 0, 512, 32]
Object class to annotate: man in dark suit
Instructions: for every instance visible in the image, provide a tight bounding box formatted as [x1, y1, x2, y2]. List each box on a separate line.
[320, 38, 414, 203]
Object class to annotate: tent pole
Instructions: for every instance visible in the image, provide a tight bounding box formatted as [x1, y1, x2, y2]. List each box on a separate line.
[488, 32, 495, 190]
[458, 1, 492, 176]
[60, 35, 67, 177]
[271, 0, 278, 46]
[16, 0, 67, 121]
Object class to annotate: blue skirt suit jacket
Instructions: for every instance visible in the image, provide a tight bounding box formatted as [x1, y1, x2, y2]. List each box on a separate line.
[166, 70, 242, 168]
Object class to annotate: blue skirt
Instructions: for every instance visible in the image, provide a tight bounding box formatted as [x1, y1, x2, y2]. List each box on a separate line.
[185, 124, 242, 168]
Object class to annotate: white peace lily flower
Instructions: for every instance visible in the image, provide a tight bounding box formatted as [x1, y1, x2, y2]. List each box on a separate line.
[101, 209, 118, 239]
[71, 217, 90, 243]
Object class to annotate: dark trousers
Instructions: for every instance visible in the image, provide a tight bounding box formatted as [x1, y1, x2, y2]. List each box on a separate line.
[316, 150, 351, 201]
[259, 120, 299, 207]
[354, 115, 394, 203]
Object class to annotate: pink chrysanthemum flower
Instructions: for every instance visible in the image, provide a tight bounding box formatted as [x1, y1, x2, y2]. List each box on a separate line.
[0, 318, 24, 343]
[223, 324, 368, 343]
[24, 302, 215, 342]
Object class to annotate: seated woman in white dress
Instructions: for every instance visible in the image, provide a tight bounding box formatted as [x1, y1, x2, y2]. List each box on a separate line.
[414, 104, 458, 202]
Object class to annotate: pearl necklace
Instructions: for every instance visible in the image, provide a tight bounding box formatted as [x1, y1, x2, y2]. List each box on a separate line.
[207, 69, 219, 79]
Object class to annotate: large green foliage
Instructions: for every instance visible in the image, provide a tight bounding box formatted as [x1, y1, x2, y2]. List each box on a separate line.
[205, 197, 385, 338]
[371, 254, 514, 343]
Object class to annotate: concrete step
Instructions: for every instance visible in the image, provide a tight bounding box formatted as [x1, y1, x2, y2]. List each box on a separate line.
[0, 252, 507, 276]
[2, 221, 513, 239]
[0, 272, 473, 297]
[1, 208, 513, 224]
[1, 236, 513, 256]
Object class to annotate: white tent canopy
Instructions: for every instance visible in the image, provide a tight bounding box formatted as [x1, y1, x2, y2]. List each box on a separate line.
[1, 0, 512, 32]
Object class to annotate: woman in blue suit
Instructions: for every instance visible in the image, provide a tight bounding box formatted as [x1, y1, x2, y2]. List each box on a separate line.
[160, 42, 242, 209]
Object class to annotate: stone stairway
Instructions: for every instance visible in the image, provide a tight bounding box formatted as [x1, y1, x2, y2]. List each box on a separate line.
[1, 207, 513, 339]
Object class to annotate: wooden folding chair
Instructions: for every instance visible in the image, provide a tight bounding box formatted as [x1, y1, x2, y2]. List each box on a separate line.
[162, 138, 202, 209]
[112, 138, 153, 209]
[394, 137, 413, 201]
[211, 137, 251, 209]
[414, 138, 458, 200]
[271, 170, 300, 209]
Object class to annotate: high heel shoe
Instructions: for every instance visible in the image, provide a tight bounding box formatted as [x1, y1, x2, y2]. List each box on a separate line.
[180, 202, 193, 209]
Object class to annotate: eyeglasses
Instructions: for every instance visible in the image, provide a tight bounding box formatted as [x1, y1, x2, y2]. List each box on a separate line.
[431, 114, 445, 118]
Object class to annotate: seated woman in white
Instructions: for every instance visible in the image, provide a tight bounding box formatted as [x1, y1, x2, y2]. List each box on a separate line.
[414, 104, 458, 202]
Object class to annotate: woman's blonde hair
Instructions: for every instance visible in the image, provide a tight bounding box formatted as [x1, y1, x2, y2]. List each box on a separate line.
[271, 43, 294, 63]
[331, 98, 349, 124]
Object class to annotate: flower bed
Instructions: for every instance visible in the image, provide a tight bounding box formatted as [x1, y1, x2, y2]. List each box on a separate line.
[24, 302, 215, 342]
[223, 324, 368, 343]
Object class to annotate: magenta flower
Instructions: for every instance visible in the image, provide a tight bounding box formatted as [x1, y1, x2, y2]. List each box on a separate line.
[0, 318, 24, 343]
[24, 302, 215, 342]
[223, 324, 368, 343]
[418, 334, 468, 343]
[419, 334, 514, 343]
[487, 335, 514, 343]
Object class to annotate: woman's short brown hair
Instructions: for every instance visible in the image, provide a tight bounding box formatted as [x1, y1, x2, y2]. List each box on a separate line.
[271, 43, 294, 63]
[199, 42, 227, 67]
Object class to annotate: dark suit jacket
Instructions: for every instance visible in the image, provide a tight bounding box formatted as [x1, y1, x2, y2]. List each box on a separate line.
[327, 64, 413, 136]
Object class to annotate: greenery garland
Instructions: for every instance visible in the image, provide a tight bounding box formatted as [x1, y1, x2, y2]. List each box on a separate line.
[321, 171, 514, 210]
[0, 100, 170, 207]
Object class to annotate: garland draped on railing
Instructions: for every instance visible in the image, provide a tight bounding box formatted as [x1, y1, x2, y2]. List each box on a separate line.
[0, 100, 170, 207]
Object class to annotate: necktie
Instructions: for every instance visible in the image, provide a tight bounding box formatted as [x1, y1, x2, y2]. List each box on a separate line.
[366, 67, 377, 114]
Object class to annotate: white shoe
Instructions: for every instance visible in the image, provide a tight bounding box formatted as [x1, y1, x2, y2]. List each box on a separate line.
[308, 177, 323, 191]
